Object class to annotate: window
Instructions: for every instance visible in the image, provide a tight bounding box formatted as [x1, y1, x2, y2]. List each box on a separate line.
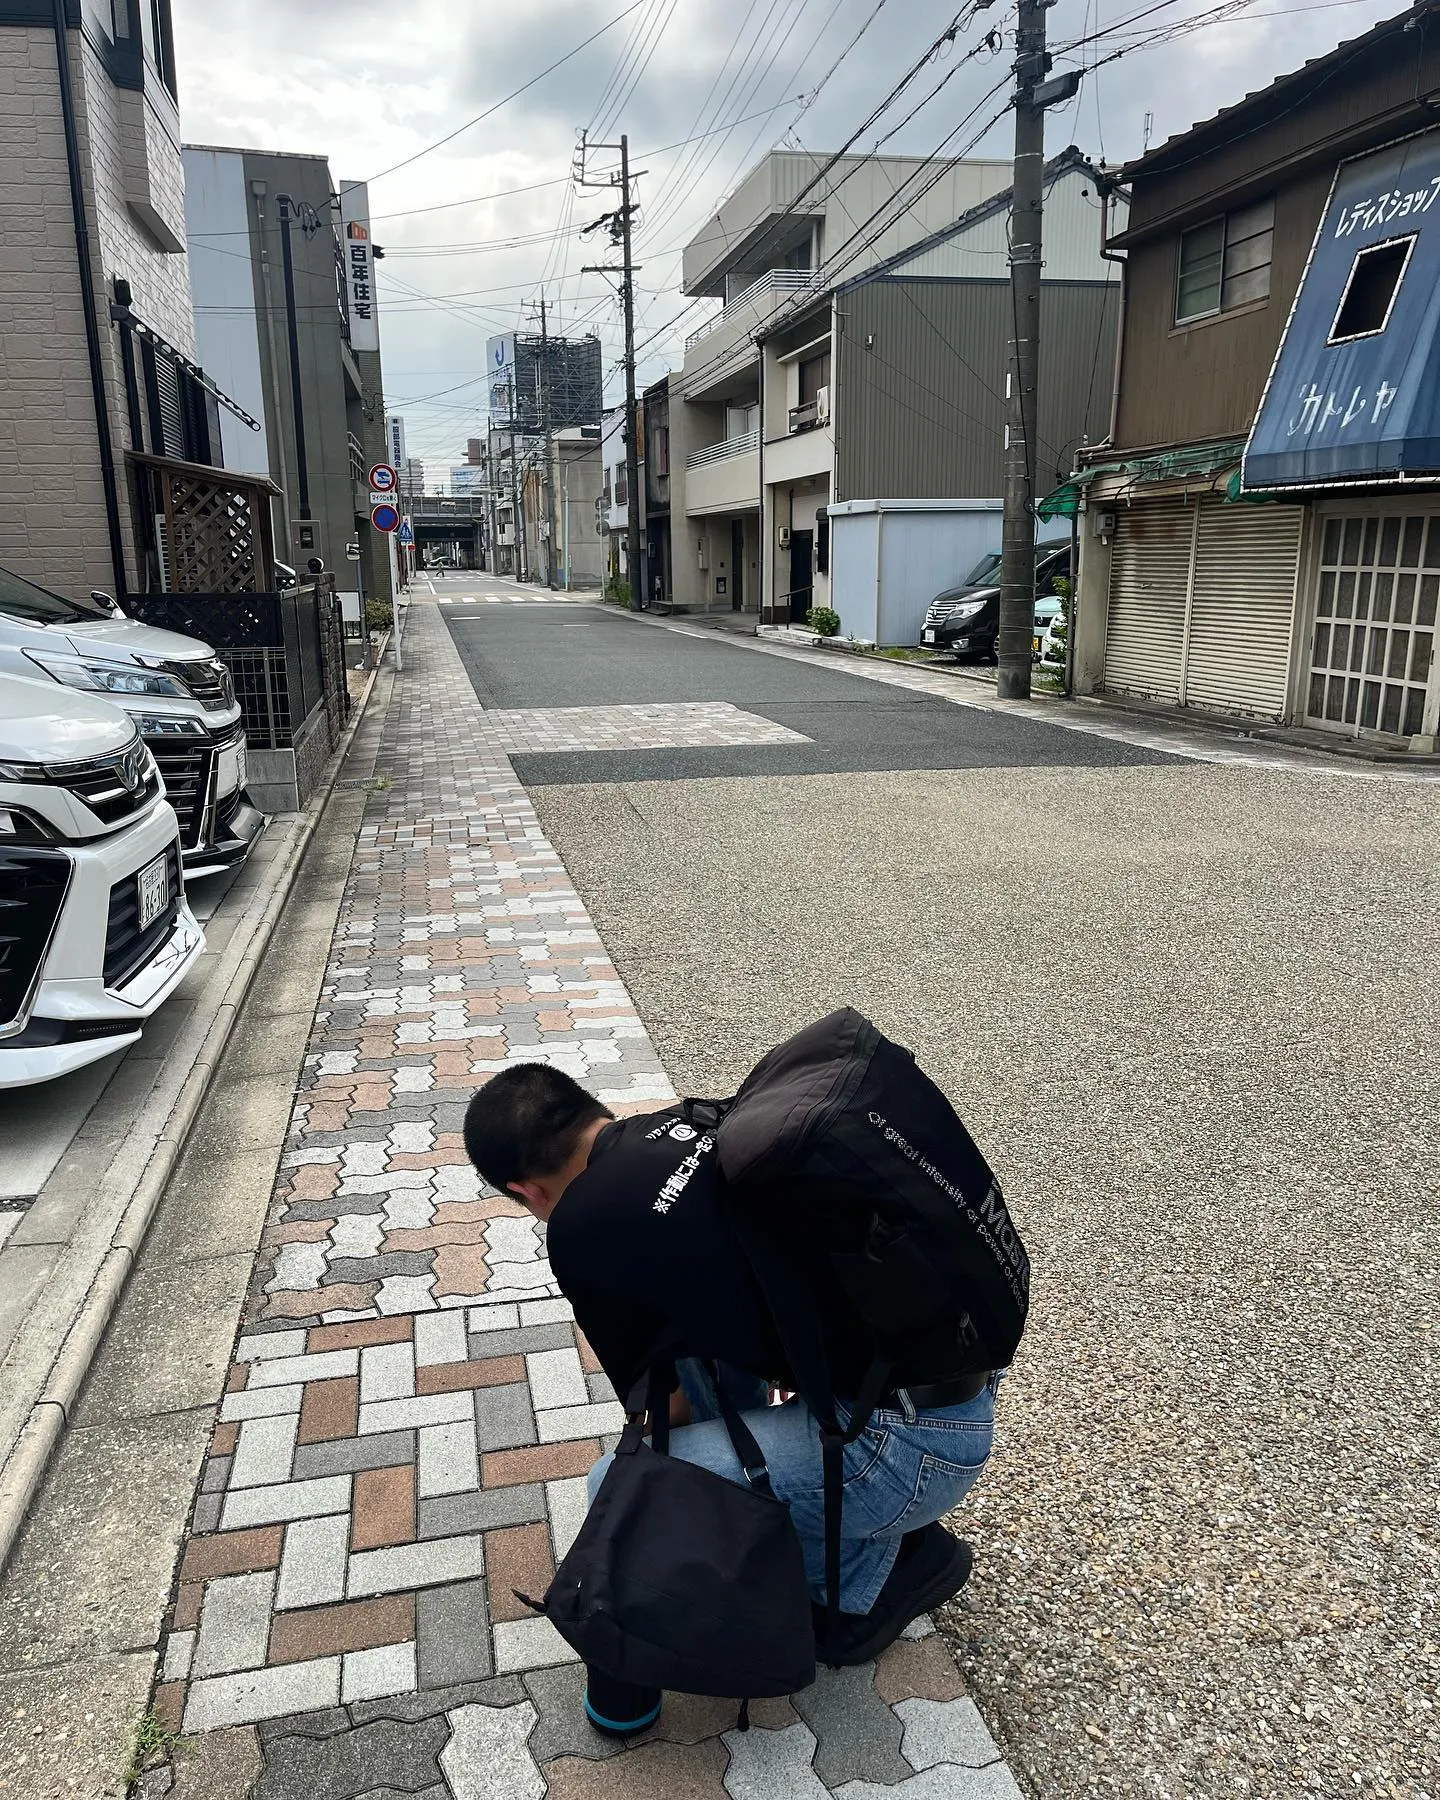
[1175, 197, 1274, 323]
[1329, 236, 1415, 343]
[1307, 512, 1438, 738]
[652, 426, 669, 478]
[138, 0, 177, 99]
[799, 350, 831, 407]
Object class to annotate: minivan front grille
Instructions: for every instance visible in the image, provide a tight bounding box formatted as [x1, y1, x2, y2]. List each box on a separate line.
[146, 739, 212, 846]
[155, 658, 234, 712]
[48, 742, 161, 828]
[104, 839, 181, 989]
[0, 848, 71, 1030]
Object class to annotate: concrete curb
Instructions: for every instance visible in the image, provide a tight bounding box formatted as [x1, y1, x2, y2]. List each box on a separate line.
[0, 657, 388, 1575]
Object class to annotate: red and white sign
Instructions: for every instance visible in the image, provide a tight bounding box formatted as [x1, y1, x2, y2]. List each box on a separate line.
[370, 462, 398, 493]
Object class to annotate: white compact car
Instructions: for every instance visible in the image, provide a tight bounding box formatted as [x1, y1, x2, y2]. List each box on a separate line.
[0, 672, 204, 1088]
[0, 564, 263, 879]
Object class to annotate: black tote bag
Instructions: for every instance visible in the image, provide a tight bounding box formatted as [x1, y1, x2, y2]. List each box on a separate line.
[524, 1368, 815, 1699]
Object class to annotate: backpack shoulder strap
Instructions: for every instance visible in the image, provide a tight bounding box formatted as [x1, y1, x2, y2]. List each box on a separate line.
[730, 1217, 890, 1636]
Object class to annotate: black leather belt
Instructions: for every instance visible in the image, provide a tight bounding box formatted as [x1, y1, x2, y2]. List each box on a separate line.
[881, 1370, 991, 1415]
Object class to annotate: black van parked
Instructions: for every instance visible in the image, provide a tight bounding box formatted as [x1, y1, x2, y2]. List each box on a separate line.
[919, 544, 1072, 659]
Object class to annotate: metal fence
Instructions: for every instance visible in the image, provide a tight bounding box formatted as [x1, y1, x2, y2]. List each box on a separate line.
[124, 580, 349, 752]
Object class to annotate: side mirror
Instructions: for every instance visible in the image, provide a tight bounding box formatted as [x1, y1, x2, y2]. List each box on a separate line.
[90, 590, 121, 616]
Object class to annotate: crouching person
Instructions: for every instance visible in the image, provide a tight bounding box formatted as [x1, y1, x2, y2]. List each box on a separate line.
[463, 1023, 1024, 1731]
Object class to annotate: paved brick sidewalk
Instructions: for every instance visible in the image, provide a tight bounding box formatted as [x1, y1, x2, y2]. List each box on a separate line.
[151, 601, 1022, 1798]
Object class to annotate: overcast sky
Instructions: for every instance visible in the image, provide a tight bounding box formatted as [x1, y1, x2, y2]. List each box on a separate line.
[174, 0, 1401, 473]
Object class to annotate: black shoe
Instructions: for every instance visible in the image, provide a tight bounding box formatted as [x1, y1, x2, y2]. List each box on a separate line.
[813, 1525, 974, 1668]
[583, 1666, 663, 1736]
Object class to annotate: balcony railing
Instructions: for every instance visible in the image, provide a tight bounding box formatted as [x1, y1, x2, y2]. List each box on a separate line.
[686, 429, 760, 470]
[684, 270, 819, 351]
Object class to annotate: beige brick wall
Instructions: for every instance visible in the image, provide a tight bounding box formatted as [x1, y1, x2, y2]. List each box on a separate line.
[0, 24, 193, 598]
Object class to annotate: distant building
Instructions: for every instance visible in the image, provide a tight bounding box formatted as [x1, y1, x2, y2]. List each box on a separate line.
[552, 428, 605, 589]
[668, 146, 1120, 623]
[184, 145, 393, 617]
[486, 333, 603, 433]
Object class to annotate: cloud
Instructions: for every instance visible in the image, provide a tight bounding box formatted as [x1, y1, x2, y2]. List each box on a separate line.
[172, 0, 1408, 464]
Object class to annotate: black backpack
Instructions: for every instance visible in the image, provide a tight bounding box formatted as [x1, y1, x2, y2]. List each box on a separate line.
[687, 1007, 1030, 1632]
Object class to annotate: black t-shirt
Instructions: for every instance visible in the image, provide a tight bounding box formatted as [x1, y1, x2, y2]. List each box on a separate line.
[548, 1108, 881, 1402]
[546, 1109, 790, 1402]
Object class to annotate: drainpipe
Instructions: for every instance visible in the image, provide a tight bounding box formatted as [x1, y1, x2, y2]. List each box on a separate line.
[52, 0, 128, 599]
[1098, 179, 1129, 448]
[252, 181, 295, 553]
[275, 193, 311, 519]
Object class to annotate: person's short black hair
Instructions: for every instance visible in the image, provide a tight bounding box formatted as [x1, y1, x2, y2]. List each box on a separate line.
[463, 1063, 613, 1195]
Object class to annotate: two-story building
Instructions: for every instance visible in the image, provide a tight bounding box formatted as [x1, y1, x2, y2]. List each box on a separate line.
[601, 402, 645, 598]
[1071, 1, 1440, 750]
[643, 375, 671, 607]
[670, 148, 1121, 626]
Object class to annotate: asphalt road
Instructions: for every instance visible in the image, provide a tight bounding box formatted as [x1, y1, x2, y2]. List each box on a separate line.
[443, 601, 1183, 783]
[451, 597, 1440, 1800]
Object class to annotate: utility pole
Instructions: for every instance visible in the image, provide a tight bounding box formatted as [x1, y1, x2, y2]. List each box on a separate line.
[508, 373, 525, 581]
[997, 1, 1079, 700]
[580, 130, 644, 612]
[996, 0, 1045, 700]
[535, 295, 559, 589]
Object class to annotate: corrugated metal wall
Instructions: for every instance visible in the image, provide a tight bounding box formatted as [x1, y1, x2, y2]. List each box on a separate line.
[836, 279, 1120, 502]
[895, 171, 1127, 283]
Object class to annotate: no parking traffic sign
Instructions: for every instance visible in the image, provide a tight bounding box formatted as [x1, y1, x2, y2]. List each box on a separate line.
[371, 502, 400, 533]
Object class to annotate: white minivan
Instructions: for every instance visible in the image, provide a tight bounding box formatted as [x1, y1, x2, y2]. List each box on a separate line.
[0, 672, 204, 1088]
[0, 565, 263, 879]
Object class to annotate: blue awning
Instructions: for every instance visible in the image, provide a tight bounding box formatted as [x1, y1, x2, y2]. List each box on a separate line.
[1243, 127, 1440, 491]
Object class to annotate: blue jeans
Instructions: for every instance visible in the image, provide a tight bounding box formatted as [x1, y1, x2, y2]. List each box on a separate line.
[586, 1362, 999, 1615]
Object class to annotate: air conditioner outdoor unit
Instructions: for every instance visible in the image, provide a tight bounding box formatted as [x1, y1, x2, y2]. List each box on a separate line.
[815, 385, 831, 425]
[777, 526, 792, 551]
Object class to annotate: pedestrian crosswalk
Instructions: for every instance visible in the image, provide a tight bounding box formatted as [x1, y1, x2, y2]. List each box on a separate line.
[434, 594, 578, 605]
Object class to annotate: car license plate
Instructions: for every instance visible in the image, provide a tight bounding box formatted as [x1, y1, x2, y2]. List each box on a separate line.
[136, 853, 169, 932]
[215, 739, 247, 798]
[1033, 634, 1043, 656]
[922, 630, 936, 644]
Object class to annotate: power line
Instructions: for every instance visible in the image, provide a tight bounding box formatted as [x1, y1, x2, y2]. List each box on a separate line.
[363, 0, 648, 184]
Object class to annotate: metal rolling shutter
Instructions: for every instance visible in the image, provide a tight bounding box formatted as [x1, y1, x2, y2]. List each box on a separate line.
[1104, 496, 1193, 700]
[1185, 500, 1303, 719]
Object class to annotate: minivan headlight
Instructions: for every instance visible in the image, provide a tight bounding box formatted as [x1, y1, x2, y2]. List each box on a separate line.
[23, 650, 190, 699]
[950, 599, 986, 620]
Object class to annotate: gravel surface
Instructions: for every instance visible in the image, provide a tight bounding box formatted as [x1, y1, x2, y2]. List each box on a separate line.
[530, 763, 1440, 1800]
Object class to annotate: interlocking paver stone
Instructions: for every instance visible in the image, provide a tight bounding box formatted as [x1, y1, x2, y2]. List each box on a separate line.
[275, 1513, 350, 1612]
[417, 1418, 479, 1497]
[415, 1578, 492, 1689]
[791, 1665, 912, 1787]
[221, 1475, 351, 1531]
[892, 1698, 1006, 1773]
[255, 1713, 448, 1798]
[347, 1533, 486, 1598]
[193, 1570, 280, 1678]
[439, 1700, 545, 1800]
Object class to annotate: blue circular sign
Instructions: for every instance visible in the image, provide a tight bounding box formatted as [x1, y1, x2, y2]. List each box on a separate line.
[371, 502, 400, 533]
